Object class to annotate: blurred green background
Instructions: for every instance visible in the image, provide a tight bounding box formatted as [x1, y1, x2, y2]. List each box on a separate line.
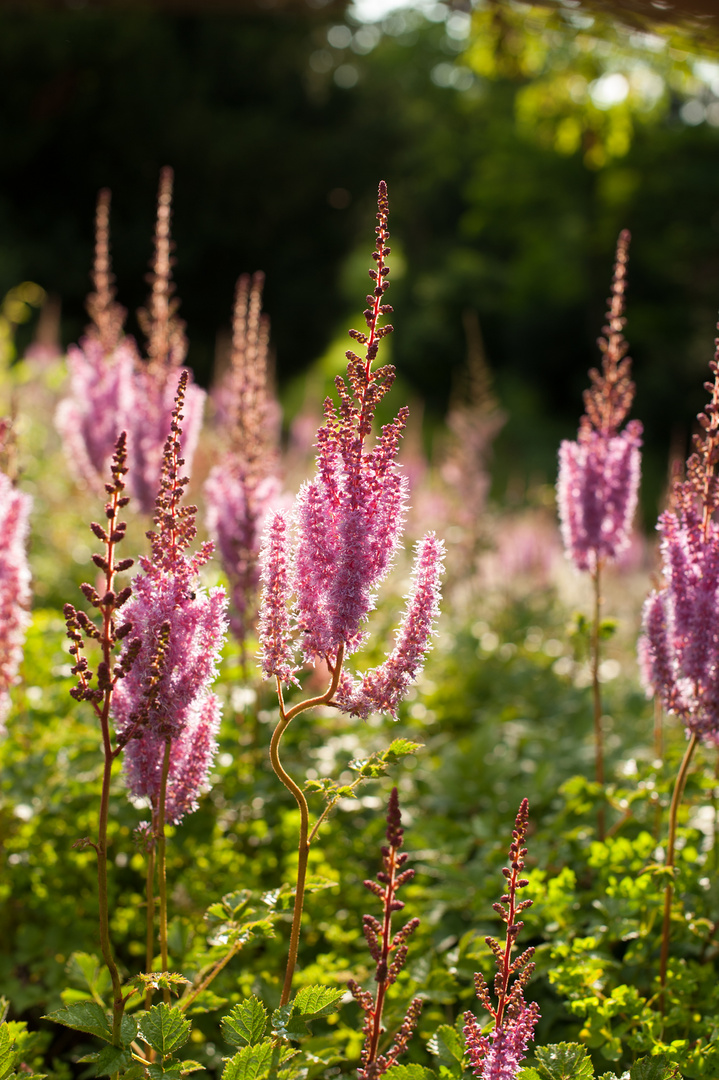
[3, 0, 719, 517]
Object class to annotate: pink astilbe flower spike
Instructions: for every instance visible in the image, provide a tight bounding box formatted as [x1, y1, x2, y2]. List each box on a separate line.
[112, 373, 228, 819]
[336, 533, 445, 719]
[257, 182, 443, 721]
[127, 167, 205, 513]
[557, 230, 643, 572]
[204, 272, 284, 644]
[0, 469, 32, 732]
[463, 800, 540, 1080]
[639, 327, 719, 746]
[56, 189, 138, 494]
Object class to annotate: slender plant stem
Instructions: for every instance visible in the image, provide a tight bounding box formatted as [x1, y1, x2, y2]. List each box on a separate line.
[157, 738, 172, 1005]
[365, 844, 398, 1066]
[659, 732, 698, 1009]
[144, 829, 156, 1010]
[591, 561, 606, 841]
[269, 646, 344, 1006]
[97, 704, 125, 1044]
[180, 944, 241, 1014]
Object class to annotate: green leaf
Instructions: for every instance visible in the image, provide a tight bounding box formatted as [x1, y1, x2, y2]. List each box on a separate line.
[65, 953, 111, 1000]
[516, 1071, 544, 1080]
[630, 1057, 680, 1080]
[221, 998, 268, 1048]
[94, 1045, 132, 1077]
[134, 973, 190, 997]
[384, 1067, 437, 1080]
[139, 1004, 191, 1057]
[292, 986, 344, 1020]
[270, 1003, 307, 1042]
[383, 739, 424, 761]
[148, 1067, 183, 1080]
[428, 1025, 463, 1068]
[0, 1025, 16, 1080]
[179, 1061, 205, 1075]
[221, 1041, 295, 1080]
[120, 1014, 138, 1047]
[44, 1003, 112, 1043]
[534, 1043, 594, 1080]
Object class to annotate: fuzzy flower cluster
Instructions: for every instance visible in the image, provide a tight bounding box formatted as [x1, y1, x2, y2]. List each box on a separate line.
[112, 375, 228, 824]
[639, 341, 719, 745]
[0, 468, 32, 732]
[557, 230, 642, 573]
[56, 171, 204, 513]
[257, 182, 444, 717]
[463, 799, 539, 1080]
[204, 273, 283, 643]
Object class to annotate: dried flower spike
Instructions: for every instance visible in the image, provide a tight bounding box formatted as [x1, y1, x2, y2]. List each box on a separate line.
[464, 799, 540, 1079]
[349, 788, 422, 1080]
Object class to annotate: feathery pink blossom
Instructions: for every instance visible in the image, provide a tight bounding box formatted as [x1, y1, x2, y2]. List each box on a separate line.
[557, 421, 642, 572]
[257, 182, 443, 722]
[0, 471, 32, 731]
[556, 230, 642, 573]
[335, 533, 445, 719]
[123, 693, 221, 825]
[204, 273, 283, 641]
[464, 996, 541, 1080]
[113, 374, 228, 816]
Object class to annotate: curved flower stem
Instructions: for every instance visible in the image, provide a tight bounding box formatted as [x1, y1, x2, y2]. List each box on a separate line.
[591, 561, 606, 841]
[659, 732, 697, 1011]
[270, 646, 344, 1006]
[157, 738, 172, 1005]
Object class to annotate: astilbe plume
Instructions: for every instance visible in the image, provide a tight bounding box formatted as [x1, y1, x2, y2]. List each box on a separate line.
[128, 167, 205, 513]
[0, 462, 31, 731]
[112, 372, 228, 823]
[55, 188, 138, 494]
[204, 272, 282, 645]
[557, 230, 642, 573]
[348, 787, 422, 1080]
[258, 182, 445, 717]
[463, 799, 539, 1080]
[639, 326, 719, 745]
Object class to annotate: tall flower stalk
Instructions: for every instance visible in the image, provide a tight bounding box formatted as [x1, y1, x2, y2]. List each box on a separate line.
[64, 433, 137, 1044]
[463, 799, 540, 1079]
[638, 324, 719, 1002]
[257, 182, 445, 1005]
[113, 372, 228, 991]
[0, 421, 31, 733]
[556, 230, 642, 840]
[204, 271, 282, 663]
[348, 788, 422, 1080]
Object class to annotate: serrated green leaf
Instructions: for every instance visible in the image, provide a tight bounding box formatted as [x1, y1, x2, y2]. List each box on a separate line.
[178, 1060, 204, 1074]
[65, 953, 111, 999]
[292, 986, 344, 1020]
[428, 1025, 463, 1068]
[516, 1070, 543, 1080]
[534, 1043, 594, 1080]
[134, 973, 190, 996]
[303, 876, 337, 894]
[221, 1041, 297, 1080]
[44, 1003, 112, 1043]
[139, 1004, 191, 1057]
[0, 1026, 16, 1080]
[94, 1045, 132, 1077]
[630, 1057, 680, 1080]
[383, 739, 424, 761]
[206, 903, 228, 922]
[148, 1066, 183, 1080]
[221, 998, 268, 1047]
[120, 1013, 138, 1047]
[222, 891, 252, 916]
[383, 1066, 437, 1080]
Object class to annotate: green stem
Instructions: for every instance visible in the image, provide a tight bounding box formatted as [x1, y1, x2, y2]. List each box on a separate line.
[270, 646, 344, 1006]
[145, 827, 156, 1010]
[591, 562, 606, 841]
[97, 700, 124, 1045]
[157, 739, 172, 1005]
[659, 732, 698, 1010]
[179, 943, 242, 1014]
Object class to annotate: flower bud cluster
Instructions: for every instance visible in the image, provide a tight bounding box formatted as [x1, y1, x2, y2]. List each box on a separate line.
[0, 467, 31, 731]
